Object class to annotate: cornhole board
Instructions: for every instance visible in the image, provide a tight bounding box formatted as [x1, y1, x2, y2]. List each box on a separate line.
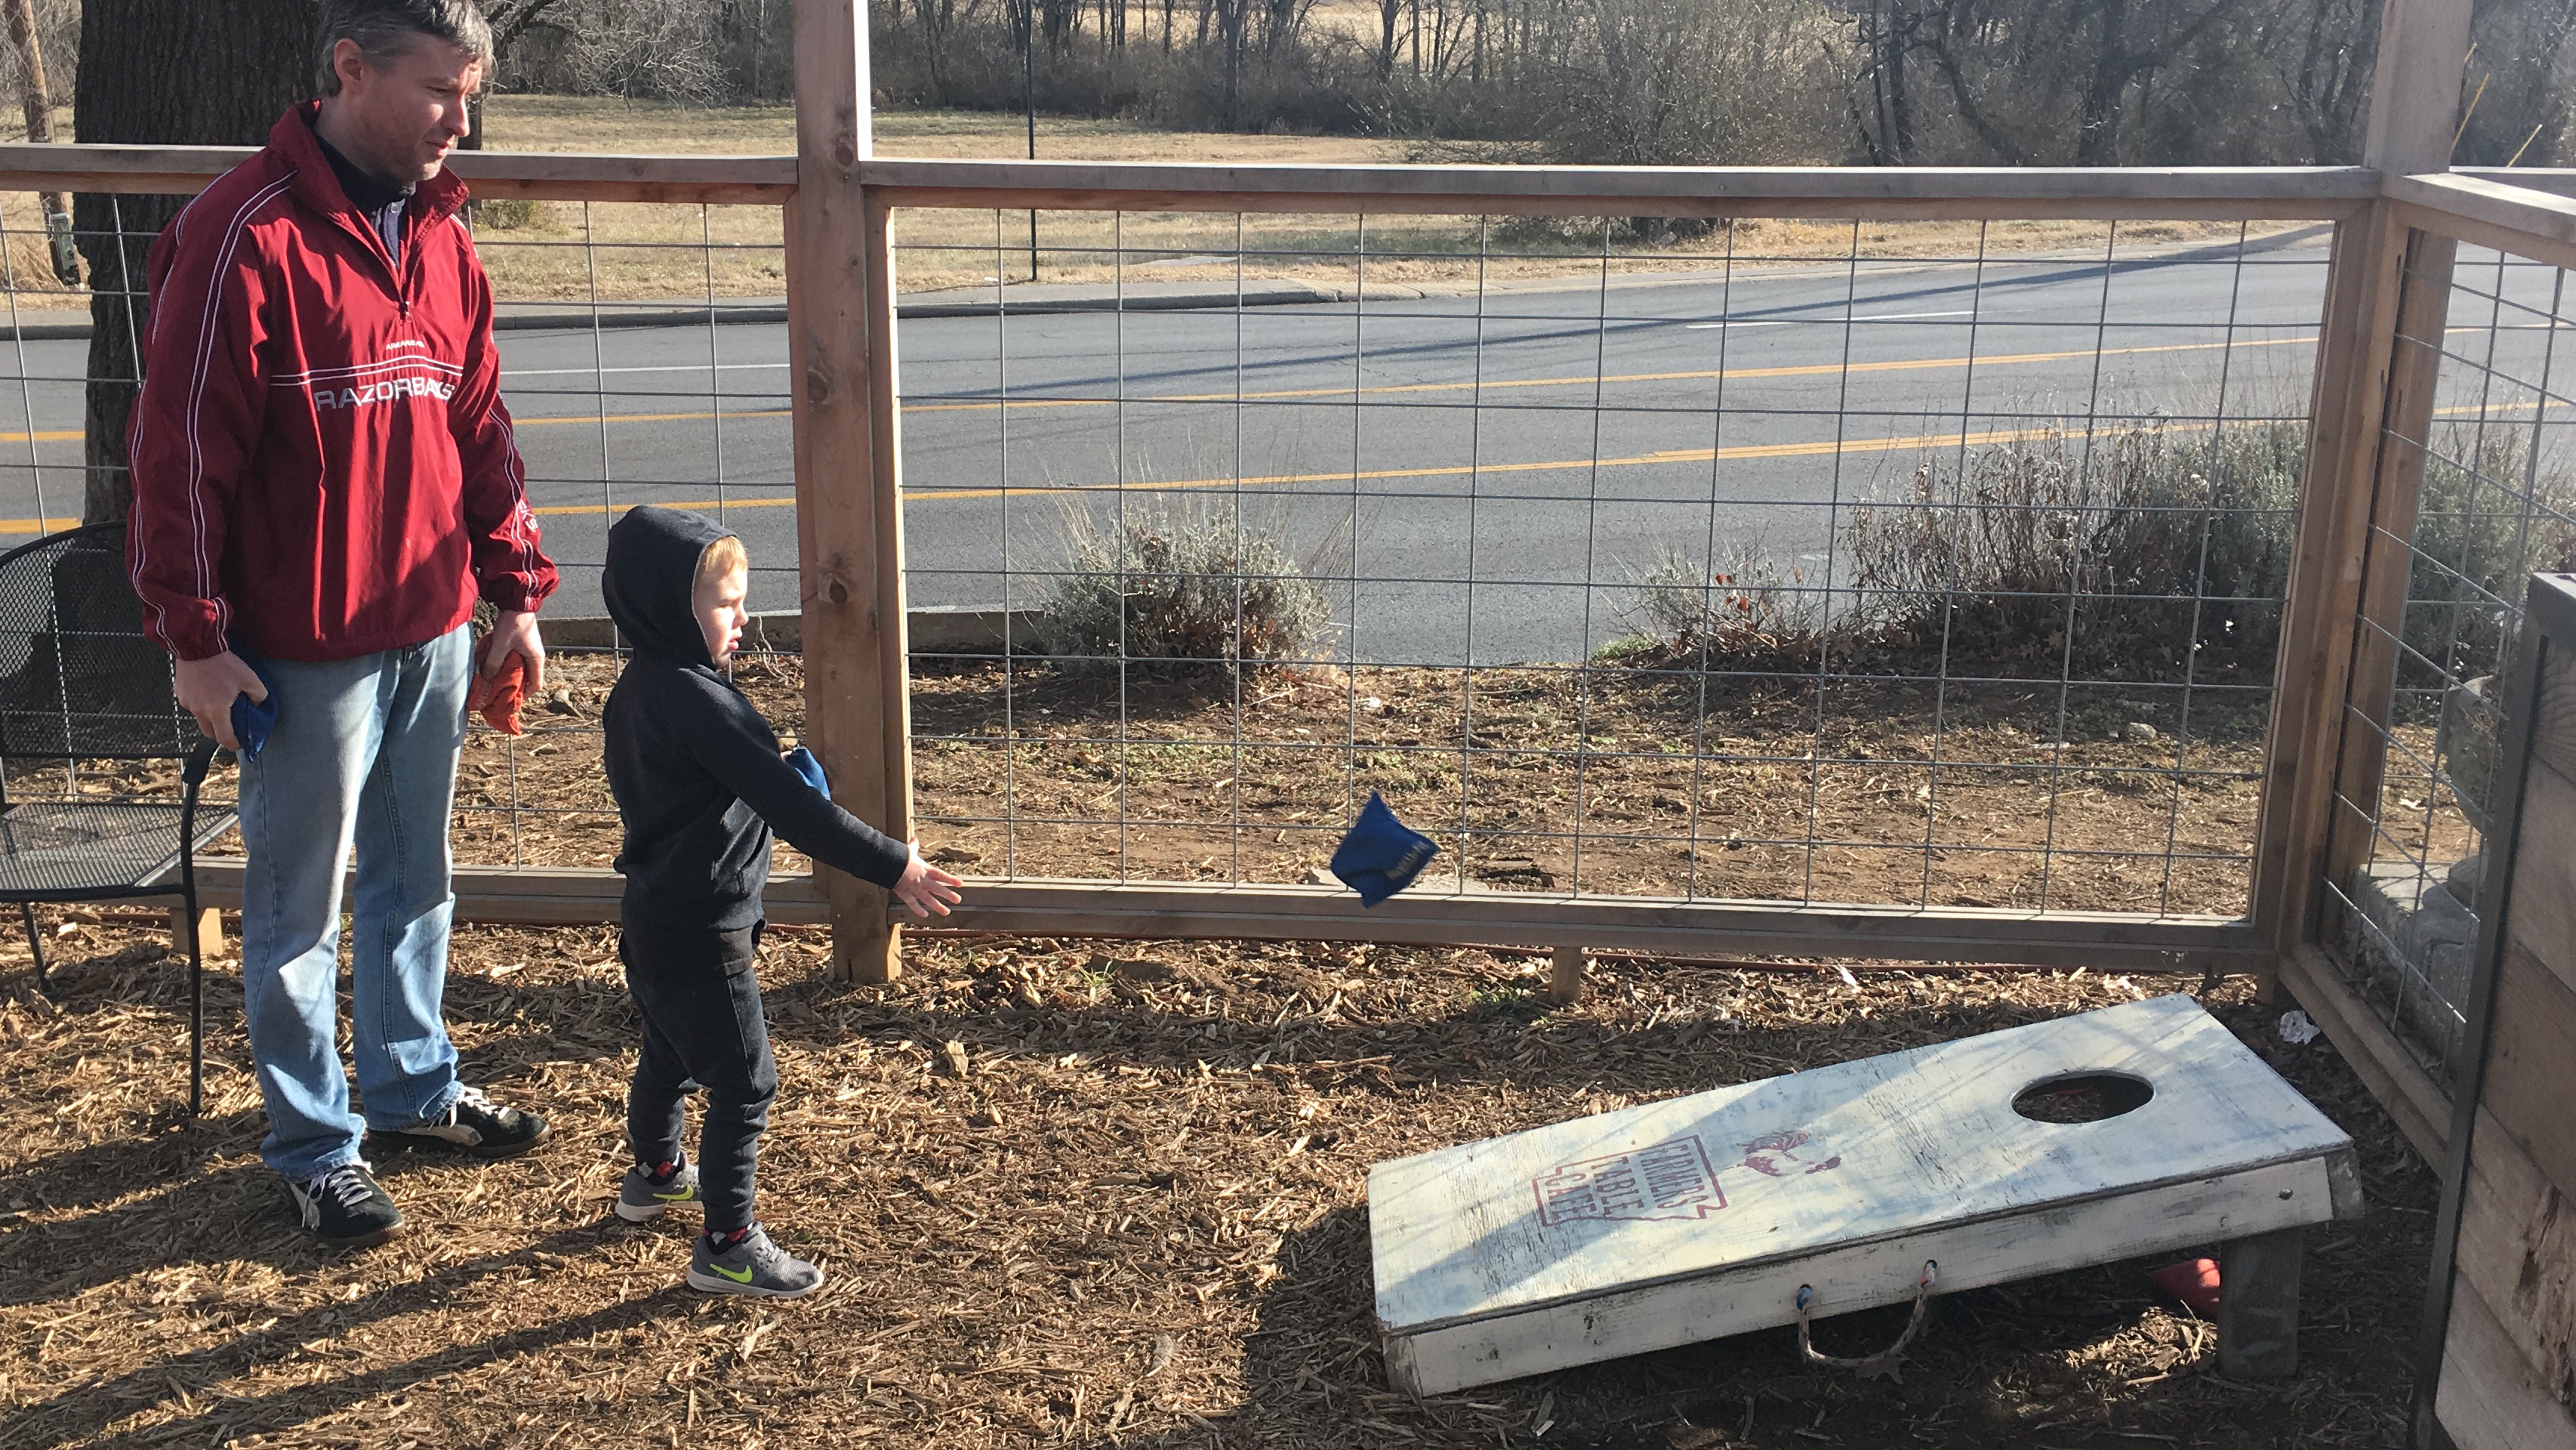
[1369, 994, 2362, 1396]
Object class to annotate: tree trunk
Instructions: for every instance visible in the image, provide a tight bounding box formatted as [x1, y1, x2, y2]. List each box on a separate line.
[2074, 0, 2132, 167]
[75, 0, 312, 525]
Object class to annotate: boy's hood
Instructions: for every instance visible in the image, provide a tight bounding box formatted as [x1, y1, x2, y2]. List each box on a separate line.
[604, 504, 732, 668]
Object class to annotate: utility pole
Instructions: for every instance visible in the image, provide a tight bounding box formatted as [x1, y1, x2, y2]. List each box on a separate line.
[5, 0, 75, 283]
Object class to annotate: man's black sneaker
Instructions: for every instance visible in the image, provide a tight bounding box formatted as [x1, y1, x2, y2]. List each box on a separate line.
[287, 1162, 404, 1248]
[364, 1084, 550, 1159]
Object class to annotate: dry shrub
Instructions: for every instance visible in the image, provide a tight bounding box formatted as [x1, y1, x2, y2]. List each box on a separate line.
[1846, 419, 2307, 682]
[1617, 542, 1821, 662]
[1035, 504, 1334, 670]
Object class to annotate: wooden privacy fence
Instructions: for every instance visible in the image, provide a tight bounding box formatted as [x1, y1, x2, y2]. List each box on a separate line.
[2412, 570, 2576, 1447]
[0, 0, 2559, 1177]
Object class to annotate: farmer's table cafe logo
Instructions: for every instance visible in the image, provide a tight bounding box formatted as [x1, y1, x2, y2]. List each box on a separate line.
[1532, 1131, 1844, 1226]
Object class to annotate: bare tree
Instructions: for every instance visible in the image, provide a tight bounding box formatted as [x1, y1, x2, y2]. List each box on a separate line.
[75, 0, 310, 524]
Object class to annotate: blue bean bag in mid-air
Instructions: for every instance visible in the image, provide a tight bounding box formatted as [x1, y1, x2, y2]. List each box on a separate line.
[1331, 791, 1439, 907]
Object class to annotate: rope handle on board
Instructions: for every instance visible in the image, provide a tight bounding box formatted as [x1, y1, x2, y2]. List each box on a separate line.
[1795, 1260, 1938, 1381]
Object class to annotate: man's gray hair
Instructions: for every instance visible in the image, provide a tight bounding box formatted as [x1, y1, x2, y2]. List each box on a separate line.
[314, 1, 495, 96]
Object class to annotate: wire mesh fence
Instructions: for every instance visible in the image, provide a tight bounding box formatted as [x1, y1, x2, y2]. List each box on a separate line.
[897, 208, 2335, 917]
[2318, 239, 2576, 1084]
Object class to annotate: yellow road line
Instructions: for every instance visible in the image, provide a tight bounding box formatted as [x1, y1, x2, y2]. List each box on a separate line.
[495, 423, 2071, 520]
[896, 332, 2328, 415]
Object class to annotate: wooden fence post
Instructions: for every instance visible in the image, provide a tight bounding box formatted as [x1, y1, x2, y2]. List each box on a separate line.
[2251, 0, 2470, 976]
[787, 0, 911, 983]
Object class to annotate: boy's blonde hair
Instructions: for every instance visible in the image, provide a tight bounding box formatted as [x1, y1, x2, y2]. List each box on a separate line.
[695, 535, 748, 594]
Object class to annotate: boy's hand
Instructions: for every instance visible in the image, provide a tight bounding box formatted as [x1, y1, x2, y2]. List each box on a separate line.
[892, 840, 965, 919]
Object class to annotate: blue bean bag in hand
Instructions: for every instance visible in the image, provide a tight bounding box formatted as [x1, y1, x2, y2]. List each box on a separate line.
[1330, 791, 1439, 907]
[784, 745, 830, 796]
[228, 643, 280, 764]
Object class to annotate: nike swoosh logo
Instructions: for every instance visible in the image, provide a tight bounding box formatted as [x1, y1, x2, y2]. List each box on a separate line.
[653, 1186, 695, 1201]
[711, 1263, 753, 1283]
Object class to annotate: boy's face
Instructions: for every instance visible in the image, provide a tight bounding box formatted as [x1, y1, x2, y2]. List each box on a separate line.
[695, 563, 749, 663]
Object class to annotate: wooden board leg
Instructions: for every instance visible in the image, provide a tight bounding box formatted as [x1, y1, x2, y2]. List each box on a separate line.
[2219, 1224, 2304, 1378]
[1547, 945, 1584, 1005]
[171, 906, 222, 961]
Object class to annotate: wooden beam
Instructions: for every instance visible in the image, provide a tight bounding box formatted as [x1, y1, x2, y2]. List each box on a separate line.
[2251, 210, 2414, 959]
[2277, 943, 2451, 1163]
[0, 142, 796, 202]
[788, 0, 906, 985]
[1546, 945, 1585, 1004]
[448, 150, 796, 204]
[2362, 0, 2473, 177]
[180, 862, 829, 925]
[169, 905, 221, 961]
[858, 159, 2378, 220]
[2217, 1226, 2306, 1379]
[2316, 227, 2460, 939]
[2445, 168, 2576, 203]
[2254, 0, 2472, 964]
[177, 860, 2261, 973]
[928, 880, 2268, 974]
[2391, 171, 2576, 274]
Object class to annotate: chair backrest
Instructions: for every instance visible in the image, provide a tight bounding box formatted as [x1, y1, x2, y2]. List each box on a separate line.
[0, 522, 197, 760]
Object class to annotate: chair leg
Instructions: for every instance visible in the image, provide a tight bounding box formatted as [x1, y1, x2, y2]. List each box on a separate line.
[20, 902, 47, 998]
[183, 890, 204, 1118]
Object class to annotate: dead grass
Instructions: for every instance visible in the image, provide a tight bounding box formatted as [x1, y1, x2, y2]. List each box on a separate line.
[0, 914, 2433, 1448]
[0, 97, 2325, 305]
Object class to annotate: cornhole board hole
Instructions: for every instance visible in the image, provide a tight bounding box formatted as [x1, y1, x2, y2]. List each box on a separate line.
[1369, 994, 2362, 1396]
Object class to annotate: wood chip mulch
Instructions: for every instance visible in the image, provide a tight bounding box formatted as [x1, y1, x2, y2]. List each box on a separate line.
[0, 917, 2433, 1448]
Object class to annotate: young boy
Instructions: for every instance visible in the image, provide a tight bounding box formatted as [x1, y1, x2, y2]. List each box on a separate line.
[599, 505, 963, 1297]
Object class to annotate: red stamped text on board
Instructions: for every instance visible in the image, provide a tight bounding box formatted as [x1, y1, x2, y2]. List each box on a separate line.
[1532, 1137, 1726, 1226]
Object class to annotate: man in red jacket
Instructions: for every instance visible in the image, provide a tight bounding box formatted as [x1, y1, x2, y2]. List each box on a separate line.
[127, 0, 554, 1248]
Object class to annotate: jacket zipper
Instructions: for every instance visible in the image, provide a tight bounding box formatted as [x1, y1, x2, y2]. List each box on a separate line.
[328, 201, 419, 319]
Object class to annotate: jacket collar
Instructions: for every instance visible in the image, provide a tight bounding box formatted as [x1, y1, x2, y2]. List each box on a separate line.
[270, 101, 469, 237]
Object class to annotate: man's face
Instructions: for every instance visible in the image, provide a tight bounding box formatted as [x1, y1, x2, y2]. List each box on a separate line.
[695, 563, 750, 664]
[321, 35, 481, 184]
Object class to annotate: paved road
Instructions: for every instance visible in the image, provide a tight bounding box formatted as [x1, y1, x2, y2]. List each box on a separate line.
[8, 232, 2554, 665]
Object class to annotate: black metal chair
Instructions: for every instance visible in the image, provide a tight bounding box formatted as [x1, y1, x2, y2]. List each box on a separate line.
[0, 521, 236, 1113]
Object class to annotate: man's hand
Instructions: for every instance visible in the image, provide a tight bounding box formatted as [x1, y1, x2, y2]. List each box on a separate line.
[174, 651, 266, 752]
[892, 840, 966, 919]
[479, 609, 544, 693]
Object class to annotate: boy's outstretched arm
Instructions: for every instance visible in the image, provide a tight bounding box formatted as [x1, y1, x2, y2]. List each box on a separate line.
[675, 686, 918, 893]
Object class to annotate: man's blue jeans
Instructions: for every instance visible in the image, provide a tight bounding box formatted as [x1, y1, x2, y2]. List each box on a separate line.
[236, 624, 470, 1180]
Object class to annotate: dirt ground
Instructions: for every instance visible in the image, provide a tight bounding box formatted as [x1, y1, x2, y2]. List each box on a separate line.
[0, 914, 2434, 1449]
[436, 649, 2284, 920]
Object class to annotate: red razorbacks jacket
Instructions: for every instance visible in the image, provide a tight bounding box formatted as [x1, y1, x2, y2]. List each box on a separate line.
[127, 103, 554, 663]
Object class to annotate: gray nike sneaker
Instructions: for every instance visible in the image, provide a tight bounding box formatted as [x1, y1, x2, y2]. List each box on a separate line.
[687, 1224, 825, 1298]
[616, 1158, 702, 1223]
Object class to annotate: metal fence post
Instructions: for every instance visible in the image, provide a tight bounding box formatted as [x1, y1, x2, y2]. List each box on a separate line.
[2251, 0, 2470, 975]
[788, 0, 911, 983]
